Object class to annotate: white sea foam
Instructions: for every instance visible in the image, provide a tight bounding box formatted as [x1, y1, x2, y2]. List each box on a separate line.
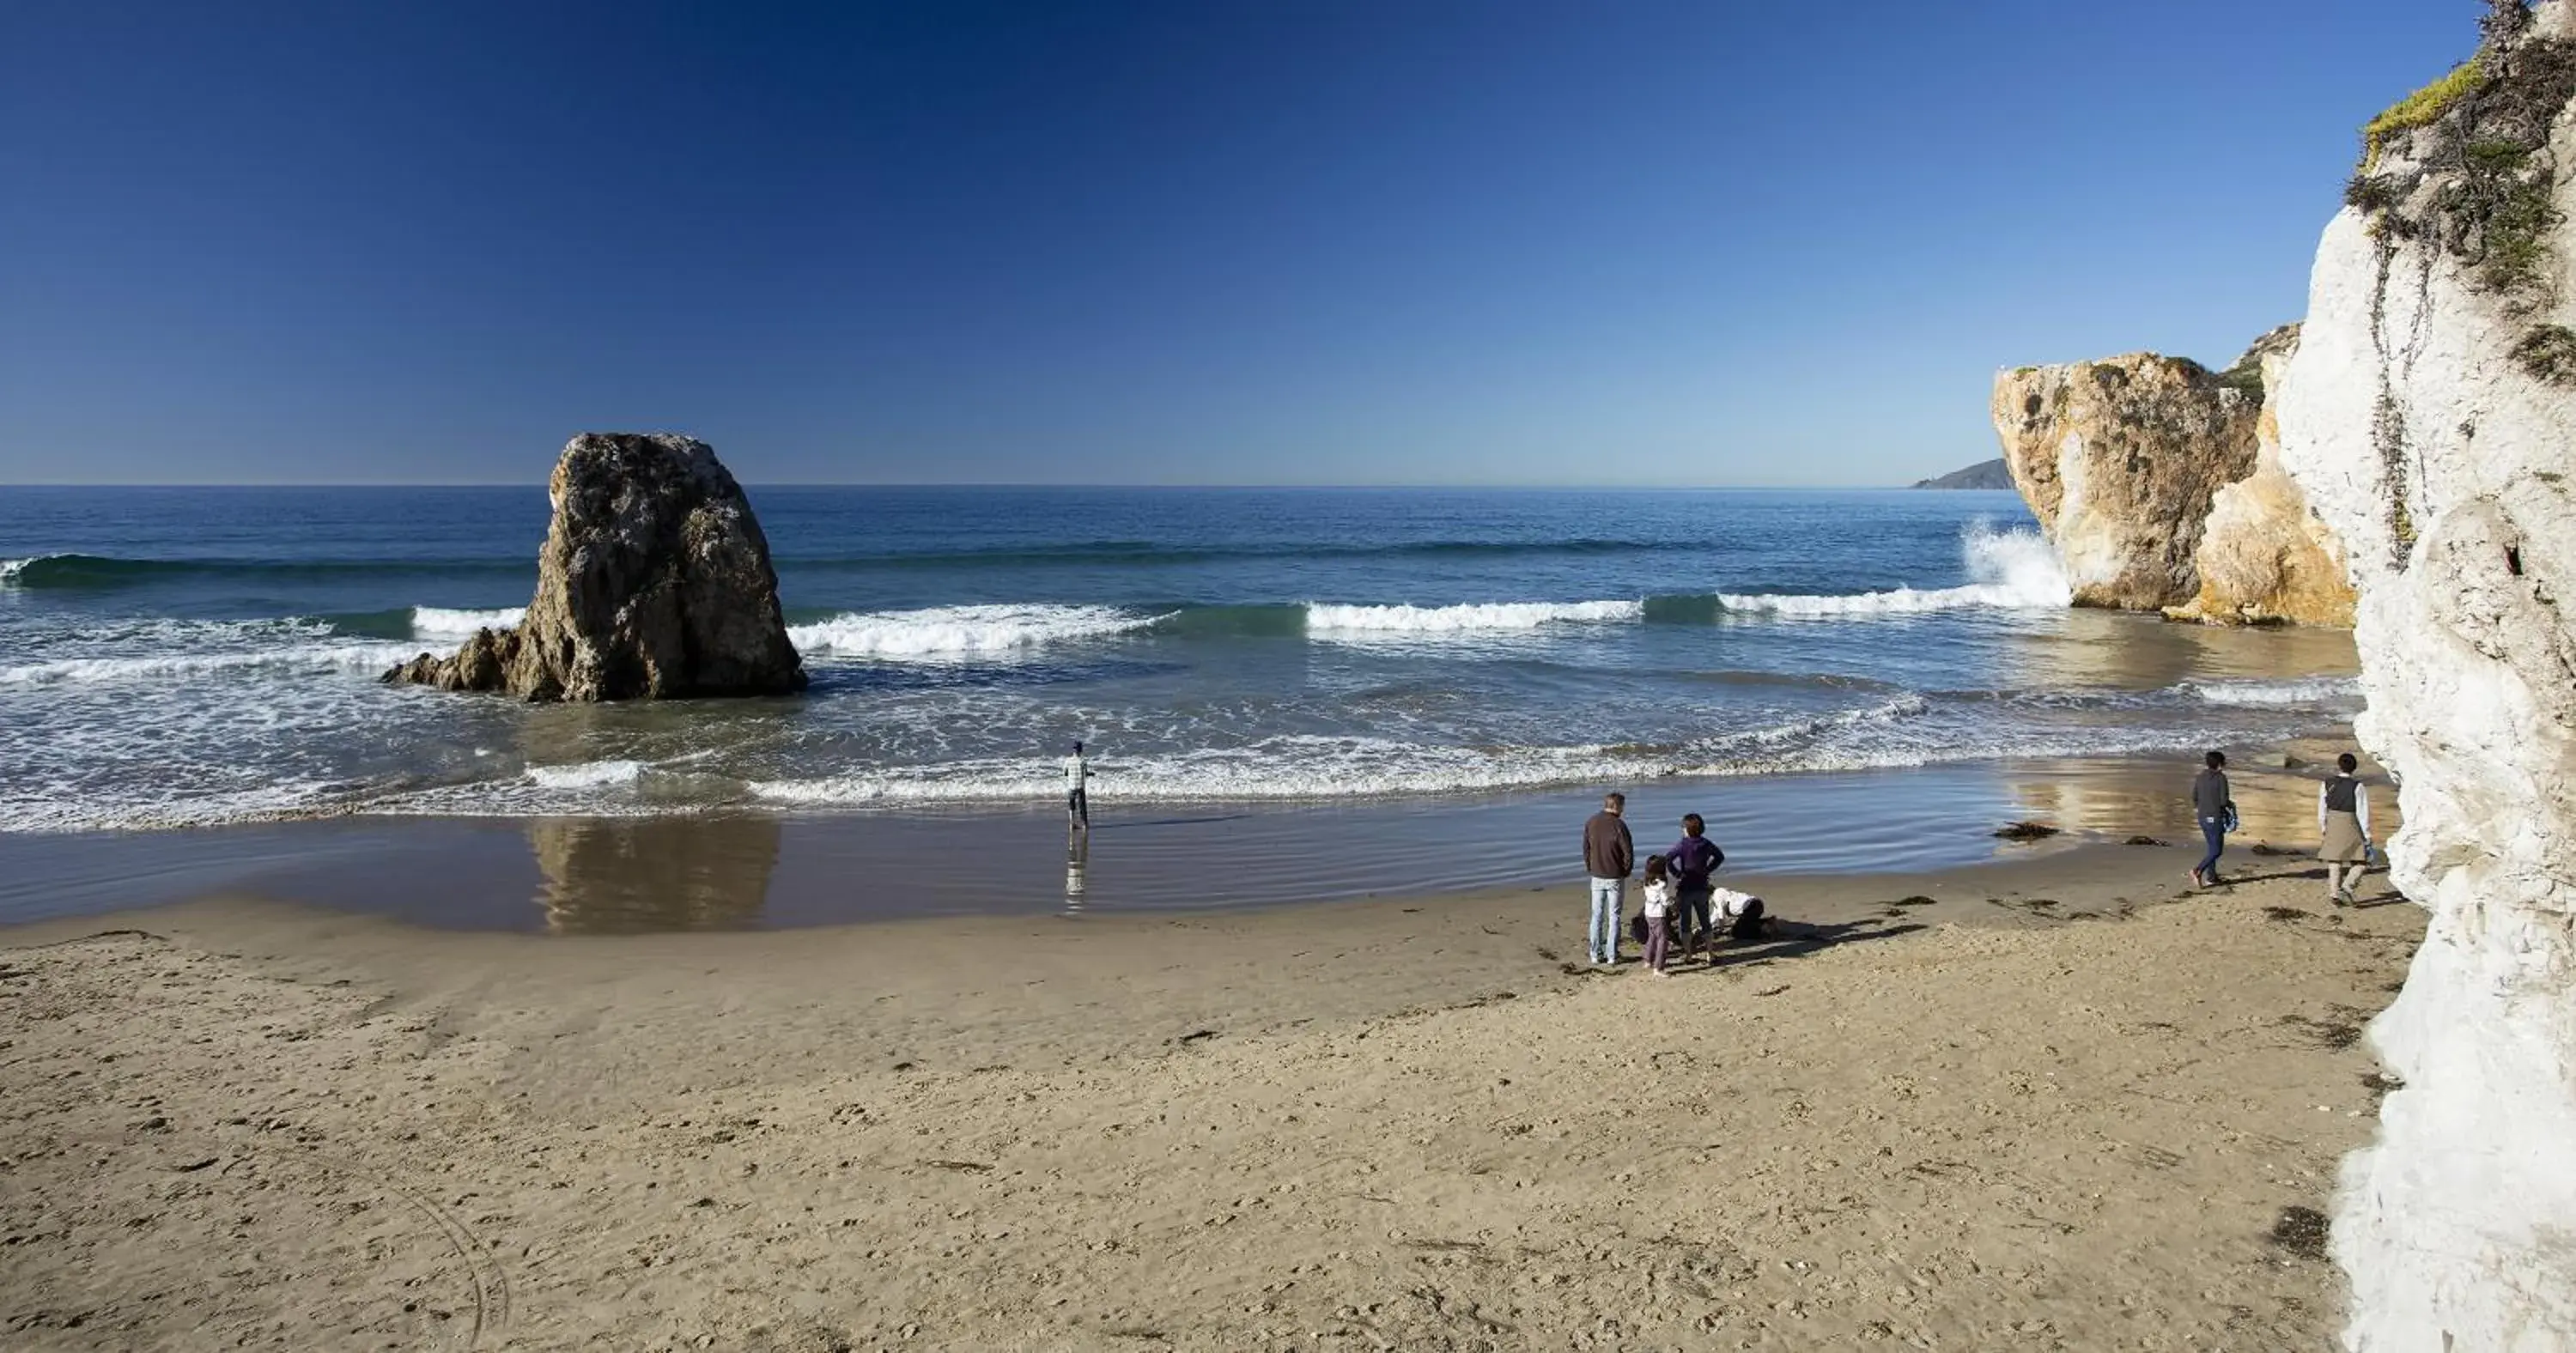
[526, 759, 647, 790]
[0, 641, 417, 686]
[412, 605, 526, 640]
[1720, 525, 2070, 617]
[1304, 599, 1644, 632]
[788, 604, 1163, 659]
[750, 698, 1944, 808]
[0, 558, 29, 584]
[2176, 676, 2364, 707]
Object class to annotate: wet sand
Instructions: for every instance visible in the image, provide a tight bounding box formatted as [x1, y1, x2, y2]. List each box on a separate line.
[0, 742, 2391, 931]
[2, 835, 2419, 1350]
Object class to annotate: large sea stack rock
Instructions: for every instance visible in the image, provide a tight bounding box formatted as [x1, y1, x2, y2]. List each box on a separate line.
[386, 434, 805, 701]
[2280, 4, 2576, 1347]
[2166, 325, 2361, 626]
[1989, 351, 2263, 610]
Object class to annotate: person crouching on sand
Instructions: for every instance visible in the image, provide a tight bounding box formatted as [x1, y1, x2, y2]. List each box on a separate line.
[1639, 855, 1676, 974]
[1662, 814, 1726, 962]
[1708, 885, 1767, 942]
[2318, 752, 2374, 906]
[1582, 792, 1635, 967]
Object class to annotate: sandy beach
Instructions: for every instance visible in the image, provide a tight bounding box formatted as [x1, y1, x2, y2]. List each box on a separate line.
[3, 834, 2418, 1351]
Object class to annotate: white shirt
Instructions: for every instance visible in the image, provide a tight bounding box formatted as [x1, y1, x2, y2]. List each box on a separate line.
[1710, 887, 1761, 919]
[1065, 753, 1091, 790]
[1641, 879, 1675, 919]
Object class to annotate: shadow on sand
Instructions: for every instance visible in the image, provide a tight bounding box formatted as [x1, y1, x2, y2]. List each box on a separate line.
[1680, 918, 1927, 974]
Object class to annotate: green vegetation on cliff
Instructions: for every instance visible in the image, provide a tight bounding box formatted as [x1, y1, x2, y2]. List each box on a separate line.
[2342, 3, 2576, 303]
[2360, 63, 2485, 171]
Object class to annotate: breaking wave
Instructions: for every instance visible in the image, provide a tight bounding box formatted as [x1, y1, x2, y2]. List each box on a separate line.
[788, 604, 1168, 659]
[1305, 599, 1644, 633]
[2178, 676, 2365, 707]
[1716, 525, 2069, 617]
[412, 606, 526, 640]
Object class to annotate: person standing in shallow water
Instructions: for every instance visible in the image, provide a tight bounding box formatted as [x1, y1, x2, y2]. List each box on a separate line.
[2318, 752, 2374, 906]
[1064, 741, 1093, 830]
[1581, 792, 1634, 967]
[2190, 749, 2231, 888]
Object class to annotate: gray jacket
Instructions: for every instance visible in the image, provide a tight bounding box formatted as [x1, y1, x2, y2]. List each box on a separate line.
[2192, 768, 2231, 821]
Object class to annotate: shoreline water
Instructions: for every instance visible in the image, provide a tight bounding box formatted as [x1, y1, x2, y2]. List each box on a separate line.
[0, 738, 2390, 933]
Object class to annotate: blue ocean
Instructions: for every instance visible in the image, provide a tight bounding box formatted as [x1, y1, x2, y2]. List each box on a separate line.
[2, 485, 2362, 848]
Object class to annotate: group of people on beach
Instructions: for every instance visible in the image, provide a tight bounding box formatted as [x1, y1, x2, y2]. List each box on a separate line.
[2190, 749, 2379, 904]
[1581, 792, 1765, 974]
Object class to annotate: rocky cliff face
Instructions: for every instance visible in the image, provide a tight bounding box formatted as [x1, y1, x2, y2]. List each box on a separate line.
[386, 434, 806, 701]
[2278, 3, 2576, 1347]
[1990, 354, 2261, 610]
[2167, 327, 2361, 626]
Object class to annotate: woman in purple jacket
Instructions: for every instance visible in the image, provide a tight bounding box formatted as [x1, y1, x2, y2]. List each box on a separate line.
[1662, 813, 1727, 963]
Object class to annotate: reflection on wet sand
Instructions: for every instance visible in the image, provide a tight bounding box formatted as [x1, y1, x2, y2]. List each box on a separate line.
[1996, 609, 2360, 694]
[1064, 831, 1090, 916]
[2002, 749, 2399, 852]
[530, 816, 782, 934]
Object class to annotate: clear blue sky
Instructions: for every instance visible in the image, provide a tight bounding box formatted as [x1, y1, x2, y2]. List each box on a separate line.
[0, 1, 2470, 486]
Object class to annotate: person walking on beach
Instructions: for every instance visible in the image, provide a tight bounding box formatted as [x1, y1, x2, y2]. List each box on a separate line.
[2190, 750, 2232, 888]
[1582, 792, 1635, 967]
[1662, 813, 1726, 962]
[1065, 741, 1094, 830]
[2318, 752, 2373, 905]
[1638, 855, 1676, 976]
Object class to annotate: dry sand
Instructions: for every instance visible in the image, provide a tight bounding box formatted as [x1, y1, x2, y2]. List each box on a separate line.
[2, 840, 2419, 1351]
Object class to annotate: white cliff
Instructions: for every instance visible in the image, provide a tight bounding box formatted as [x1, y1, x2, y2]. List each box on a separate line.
[2276, 3, 2576, 1347]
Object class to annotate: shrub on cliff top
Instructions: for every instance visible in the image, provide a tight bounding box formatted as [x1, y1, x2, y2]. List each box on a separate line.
[2361, 62, 2486, 170]
[2344, 15, 2576, 304]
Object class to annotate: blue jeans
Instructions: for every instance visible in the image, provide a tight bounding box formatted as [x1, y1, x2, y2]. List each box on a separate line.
[1675, 885, 1713, 950]
[2196, 816, 2225, 878]
[1587, 877, 1625, 962]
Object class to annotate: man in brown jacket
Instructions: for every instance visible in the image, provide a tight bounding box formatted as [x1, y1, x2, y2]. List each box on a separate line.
[1583, 792, 1635, 966]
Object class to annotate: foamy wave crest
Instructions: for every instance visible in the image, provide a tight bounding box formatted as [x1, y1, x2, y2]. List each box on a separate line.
[0, 557, 30, 584]
[750, 699, 1937, 806]
[2177, 676, 2364, 707]
[413, 605, 526, 640]
[527, 759, 647, 790]
[0, 642, 417, 686]
[789, 604, 1165, 660]
[1720, 524, 2069, 617]
[1305, 599, 1643, 632]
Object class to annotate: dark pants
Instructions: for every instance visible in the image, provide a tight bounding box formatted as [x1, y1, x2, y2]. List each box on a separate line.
[2196, 816, 2225, 877]
[1675, 885, 1712, 950]
[1644, 915, 1671, 971]
[1068, 787, 1090, 827]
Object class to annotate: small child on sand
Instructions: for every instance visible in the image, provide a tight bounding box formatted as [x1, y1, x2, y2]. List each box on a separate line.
[1639, 856, 1676, 975]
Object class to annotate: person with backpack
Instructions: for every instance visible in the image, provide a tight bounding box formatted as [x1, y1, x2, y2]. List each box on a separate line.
[2318, 751, 2374, 905]
[1661, 813, 1727, 962]
[2190, 749, 2233, 888]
